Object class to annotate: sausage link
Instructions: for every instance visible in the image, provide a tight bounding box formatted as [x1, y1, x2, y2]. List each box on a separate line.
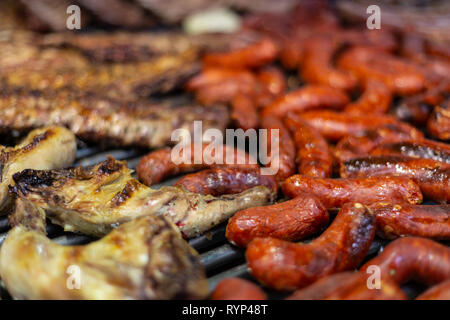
[246, 202, 376, 290]
[344, 79, 392, 115]
[334, 125, 424, 162]
[211, 278, 267, 300]
[338, 46, 426, 95]
[300, 38, 357, 91]
[287, 272, 407, 300]
[361, 237, 450, 286]
[284, 112, 332, 178]
[300, 110, 421, 142]
[282, 175, 423, 209]
[255, 67, 287, 108]
[428, 102, 450, 141]
[370, 140, 450, 164]
[261, 85, 349, 118]
[260, 115, 296, 181]
[226, 195, 329, 247]
[137, 144, 257, 186]
[340, 156, 450, 203]
[231, 93, 259, 130]
[174, 167, 278, 197]
[370, 203, 450, 240]
[203, 38, 279, 69]
[416, 280, 450, 300]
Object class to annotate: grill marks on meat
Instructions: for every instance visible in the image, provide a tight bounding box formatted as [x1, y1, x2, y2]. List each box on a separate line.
[12, 158, 275, 238]
[0, 126, 76, 213]
[0, 89, 229, 148]
[0, 49, 200, 99]
[0, 198, 208, 300]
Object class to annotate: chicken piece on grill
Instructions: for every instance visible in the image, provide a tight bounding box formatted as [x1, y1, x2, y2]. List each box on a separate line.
[0, 126, 76, 213]
[0, 198, 208, 299]
[12, 158, 276, 238]
[0, 89, 229, 148]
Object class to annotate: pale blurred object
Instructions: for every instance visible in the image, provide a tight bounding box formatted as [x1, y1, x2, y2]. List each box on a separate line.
[183, 7, 241, 35]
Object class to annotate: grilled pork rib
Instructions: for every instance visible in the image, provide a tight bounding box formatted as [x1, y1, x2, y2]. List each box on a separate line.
[0, 89, 229, 148]
[12, 158, 276, 238]
[0, 126, 76, 213]
[0, 198, 208, 299]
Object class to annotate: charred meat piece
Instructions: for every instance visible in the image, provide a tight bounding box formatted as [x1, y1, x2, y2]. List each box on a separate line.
[0, 198, 208, 300]
[0, 49, 200, 99]
[12, 158, 275, 238]
[76, 0, 153, 28]
[0, 126, 76, 213]
[0, 89, 229, 148]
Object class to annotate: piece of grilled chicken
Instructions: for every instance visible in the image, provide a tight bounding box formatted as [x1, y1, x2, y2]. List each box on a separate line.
[0, 198, 208, 299]
[0, 126, 76, 213]
[12, 157, 276, 238]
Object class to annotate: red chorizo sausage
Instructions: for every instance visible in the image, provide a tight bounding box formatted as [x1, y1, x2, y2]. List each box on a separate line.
[361, 237, 450, 286]
[255, 67, 287, 108]
[282, 175, 423, 209]
[173, 167, 278, 197]
[246, 202, 376, 290]
[231, 93, 259, 130]
[287, 272, 407, 300]
[300, 38, 357, 91]
[428, 101, 450, 141]
[344, 79, 392, 115]
[284, 112, 333, 178]
[137, 144, 257, 186]
[370, 140, 450, 164]
[340, 155, 450, 203]
[334, 125, 424, 162]
[370, 203, 450, 240]
[300, 110, 421, 142]
[260, 115, 296, 182]
[211, 278, 267, 300]
[416, 280, 450, 300]
[338, 46, 426, 95]
[261, 85, 349, 118]
[226, 195, 329, 247]
[203, 38, 279, 69]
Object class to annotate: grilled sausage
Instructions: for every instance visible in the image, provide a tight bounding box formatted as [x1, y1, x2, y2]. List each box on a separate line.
[371, 202, 450, 240]
[361, 237, 450, 286]
[226, 195, 329, 247]
[340, 156, 450, 203]
[246, 203, 376, 290]
[284, 112, 333, 178]
[174, 167, 278, 197]
[137, 144, 257, 186]
[428, 102, 450, 141]
[334, 125, 424, 162]
[301, 38, 357, 91]
[231, 93, 259, 130]
[287, 272, 407, 300]
[256, 67, 287, 107]
[260, 115, 296, 181]
[203, 38, 279, 69]
[211, 278, 267, 300]
[261, 85, 349, 118]
[338, 46, 426, 95]
[282, 175, 423, 209]
[300, 110, 421, 142]
[344, 79, 392, 115]
[370, 140, 450, 164]
[416, 280, 450, 300]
